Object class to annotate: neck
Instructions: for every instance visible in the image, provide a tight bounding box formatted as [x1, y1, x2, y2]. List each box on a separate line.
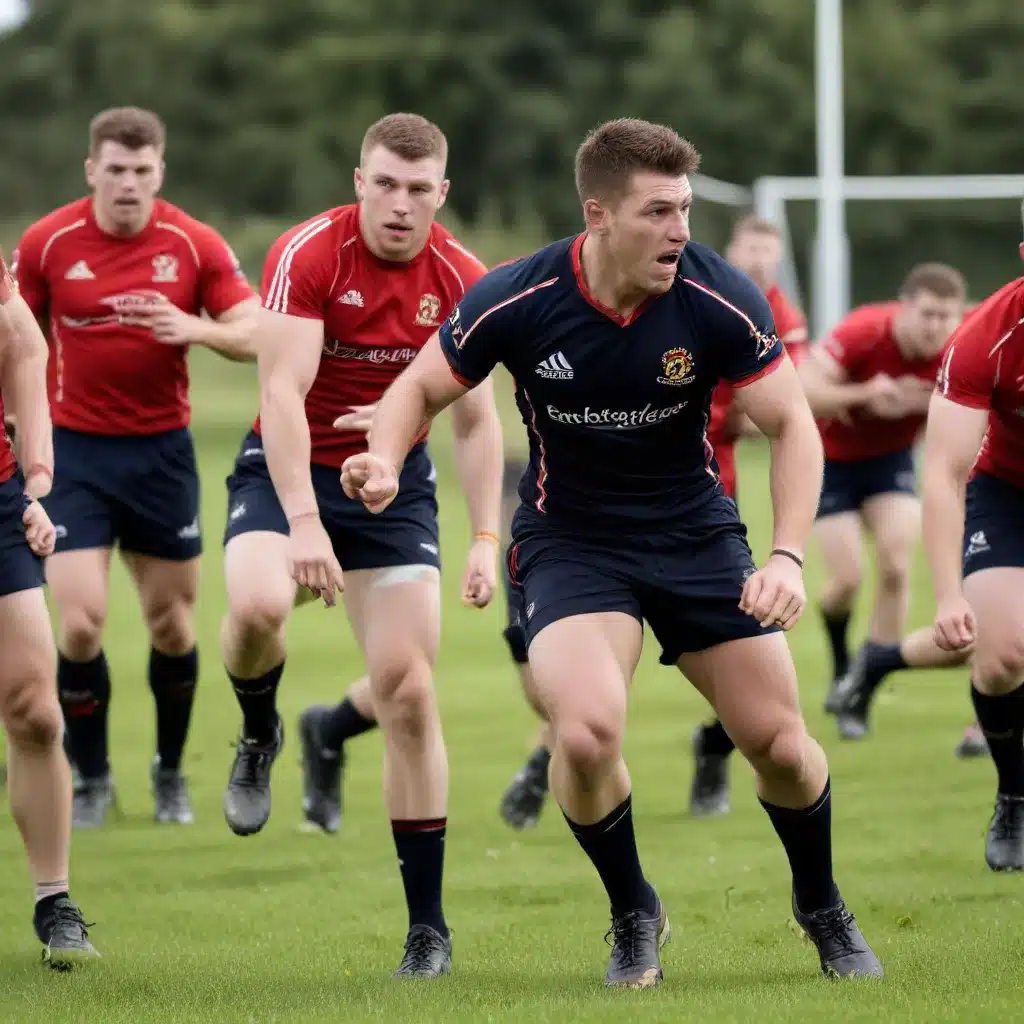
[579, 233, 647, 317]
[92, 198, 150, 238]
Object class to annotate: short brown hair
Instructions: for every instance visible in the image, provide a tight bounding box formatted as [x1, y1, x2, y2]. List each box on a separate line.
[360, 113, 448, 167]
[89, 107, 165, 157]
[731, 214, 781, 240]
[574, 119, 701, 204]
[899, 262, 966, 302]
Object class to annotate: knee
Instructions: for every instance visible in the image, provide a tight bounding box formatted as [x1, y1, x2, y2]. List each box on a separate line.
[3, 684, 63, 750]
[823, 570, 861, 607]
[553, 715, 624, 773]
[876, 548, 911, 593]
[226, 590, 290, 649]
[373, 660, 437, 736]
[59, 604, 106, 661]
[974, 637, 1024, 693]
[744, 719, 811, 786]
[146, 598, 195, 654]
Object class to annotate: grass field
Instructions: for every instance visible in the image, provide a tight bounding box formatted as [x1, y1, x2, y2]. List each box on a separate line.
[1, 350, 1022, 1023]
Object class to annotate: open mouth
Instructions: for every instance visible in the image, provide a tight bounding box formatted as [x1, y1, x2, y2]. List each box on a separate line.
[656, 251, 681, 267]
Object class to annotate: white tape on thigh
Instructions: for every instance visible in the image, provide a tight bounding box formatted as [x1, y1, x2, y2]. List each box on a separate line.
[369, 564, 440, 589]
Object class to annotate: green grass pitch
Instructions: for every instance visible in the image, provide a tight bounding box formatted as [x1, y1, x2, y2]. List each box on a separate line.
[0, 352, 1021, 1022]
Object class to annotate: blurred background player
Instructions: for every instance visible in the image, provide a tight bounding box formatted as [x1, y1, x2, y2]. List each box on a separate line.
[11, 107, 259, 829]
[0, 252, 99, 965]
[923, 258, 1024, 870]
[220, 114, 501, 977]
[797, 263, 966, 736]
[687, 214, 810, 818]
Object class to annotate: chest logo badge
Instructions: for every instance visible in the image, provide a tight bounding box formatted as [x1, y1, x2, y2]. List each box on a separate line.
[658, 346, 696, 386]
[152, 254, 179, 283]
[415, 293, 441, 327]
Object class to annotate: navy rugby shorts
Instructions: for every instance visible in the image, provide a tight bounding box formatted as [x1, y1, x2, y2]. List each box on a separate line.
[815, 447, 917, 519]
[0, 471, 44, 597]
[962, 472, 1024, 577]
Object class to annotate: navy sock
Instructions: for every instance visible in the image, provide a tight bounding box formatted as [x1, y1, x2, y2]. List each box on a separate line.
[320, 696, 377, 752]
[699, 719, 736, 757]
[821, 607, 851, 680]
[57, 652, 111, 780]
[760, 779, 839, 914]
[565, 794, 658, 917]
[149, 647, 198, 774]
[971, 682, 1024, 796]
[228, 663, 284, 744]
[392, 818, 448, 936]
[861, 641, 908, 697]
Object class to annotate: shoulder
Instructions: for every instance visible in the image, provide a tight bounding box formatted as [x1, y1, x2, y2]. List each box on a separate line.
[428, 224, 489, 291]
[14, 198, 91, 265]
[268, 205, 355, 263]
[677, 242, 774, 333]
[944, 277, 1024, 364]
[152, 202, 239, 266]
[837, 302, 897, 341]
[465, 237, 570, 306]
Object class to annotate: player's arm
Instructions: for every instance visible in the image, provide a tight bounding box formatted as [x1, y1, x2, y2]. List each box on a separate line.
[450, 378, 503, 541]
[257, 308, 324, 520]
[797, 340, 879, 417]
[921, 394, 987, 606]
[189, 297, 261, 362]
[0, 288, 53, 498]
[733, 357, 822, 561]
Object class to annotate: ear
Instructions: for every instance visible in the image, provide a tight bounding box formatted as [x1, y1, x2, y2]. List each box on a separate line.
[583, 198, 609, 235]
[436, 178, 450, 210]
[353, 167, 365, 201]
[84, 157, 95, 189]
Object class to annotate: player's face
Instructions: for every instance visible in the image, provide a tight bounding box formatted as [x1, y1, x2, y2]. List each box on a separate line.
[592, 173, 692, 296]
[901, 290, 965, 356]
[726, 230, 782, 290]
[355, 146, 449, 262]
[85, 142, 164, 235]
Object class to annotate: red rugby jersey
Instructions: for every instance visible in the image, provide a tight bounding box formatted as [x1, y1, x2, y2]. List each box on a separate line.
[13, 198, 255, 435]
[254, 204, 487, 468]
[0, 252, 16, 483]
[935, 276, 1024, 489]
[707, 284, 808, 499]
[817, 302, 945, 462]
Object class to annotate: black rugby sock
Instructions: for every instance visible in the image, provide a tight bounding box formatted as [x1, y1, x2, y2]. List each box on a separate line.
[971, 682, 1024, 797]
[565, 794, 658, 918]
[149, 647, 198, 774]
[760, 779, 839, 914]
[57, 652, 112, 780]
[526, 745, 551, 784]
[861, 641, 907, 697]
[228, 663, 284, 744]
[821, 606, 851, 680]
[320, 696, 377, 752]
[699, 719, 736, 757]
[392, 818, 448, 936]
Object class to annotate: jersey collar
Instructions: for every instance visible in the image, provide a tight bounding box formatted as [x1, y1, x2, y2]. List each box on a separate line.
[570, 233, 659, 327]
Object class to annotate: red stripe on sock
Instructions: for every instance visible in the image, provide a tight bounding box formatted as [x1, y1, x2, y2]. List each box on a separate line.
[391, 817, 447, 834]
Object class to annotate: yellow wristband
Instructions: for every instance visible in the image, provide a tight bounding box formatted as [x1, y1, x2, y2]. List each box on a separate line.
[474, 530, 500, 544]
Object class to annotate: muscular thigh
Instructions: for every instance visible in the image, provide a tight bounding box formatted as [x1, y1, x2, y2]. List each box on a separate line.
[223, 531, 297, 620]
[860, 492, 920, 566]
[0, 587, 56, 708]
[964, 568, 1024, 674]
[813, 511, 863, 575]
[122, 551, 200, 620]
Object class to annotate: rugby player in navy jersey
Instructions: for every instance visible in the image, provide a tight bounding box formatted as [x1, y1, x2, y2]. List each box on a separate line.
[342, 119, 882, 987]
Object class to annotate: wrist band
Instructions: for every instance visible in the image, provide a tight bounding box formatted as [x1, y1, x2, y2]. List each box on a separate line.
[770, 548, 804, 569]
[474, 530, 500, 544]
[25, 463, 52, 482]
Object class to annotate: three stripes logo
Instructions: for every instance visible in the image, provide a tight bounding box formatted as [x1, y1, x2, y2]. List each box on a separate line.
[536, 351, 574, 380]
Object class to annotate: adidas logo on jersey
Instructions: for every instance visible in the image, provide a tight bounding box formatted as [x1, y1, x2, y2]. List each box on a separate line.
[64, 260, 95, 280]
[536, 352, 574, 380]
[338, 290, 364, 307]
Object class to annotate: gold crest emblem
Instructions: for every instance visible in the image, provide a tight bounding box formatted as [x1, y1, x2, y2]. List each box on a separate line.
[415, 293, 441, 327]
[752, 328, 779, 361]
[657, 346, 695, 386]
[151, 254, 179, 283]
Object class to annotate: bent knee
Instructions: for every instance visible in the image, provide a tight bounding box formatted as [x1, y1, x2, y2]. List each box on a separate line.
[146, 599, 196, 654]
[876, 554, 911, 593]
[974, 638, 1024, 692]
[58, 605, 106, 660]
[226, 589, 291, 645]
[745, 720, 810, 783]
[374, 662, 436, 731]
[3, 685, 63, 749]
[554, 717, 624, 771]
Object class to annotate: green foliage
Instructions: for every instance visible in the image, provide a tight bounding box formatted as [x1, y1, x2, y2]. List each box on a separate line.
[1, 0, 1022, 301]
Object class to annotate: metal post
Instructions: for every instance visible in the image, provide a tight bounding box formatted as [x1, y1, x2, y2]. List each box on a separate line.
[813, 0, 849, 338]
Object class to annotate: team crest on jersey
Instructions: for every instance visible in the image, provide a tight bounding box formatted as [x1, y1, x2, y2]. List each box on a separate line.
[415, 293, 441, 327]
[657, 347, 696, 386]
[447, 306, 465, 348]
[152, 254, 179, 283]
[752, 327, 779, 360]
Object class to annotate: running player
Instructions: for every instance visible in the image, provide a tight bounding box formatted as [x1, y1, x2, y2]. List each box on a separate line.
[0, 253, 99, 965]
[12, 107, 258, 828]
[688, 214, 810, 818]
[219, 114, 502, 977]
[922, 259, 1024, 870]
[797, 264, 966, 731]
[344, 119, 882, 986]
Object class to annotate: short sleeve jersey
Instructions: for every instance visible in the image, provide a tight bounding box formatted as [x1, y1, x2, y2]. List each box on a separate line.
[936, 276, 1024, 489]
[255, 205, 487, 468]
[12, 198, 254, 436]
[439, 235, 784, 528]
[817, 301, 945, 461]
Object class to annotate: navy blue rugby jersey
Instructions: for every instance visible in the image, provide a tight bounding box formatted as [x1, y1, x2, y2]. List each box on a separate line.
[438, 234, 784, 527]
